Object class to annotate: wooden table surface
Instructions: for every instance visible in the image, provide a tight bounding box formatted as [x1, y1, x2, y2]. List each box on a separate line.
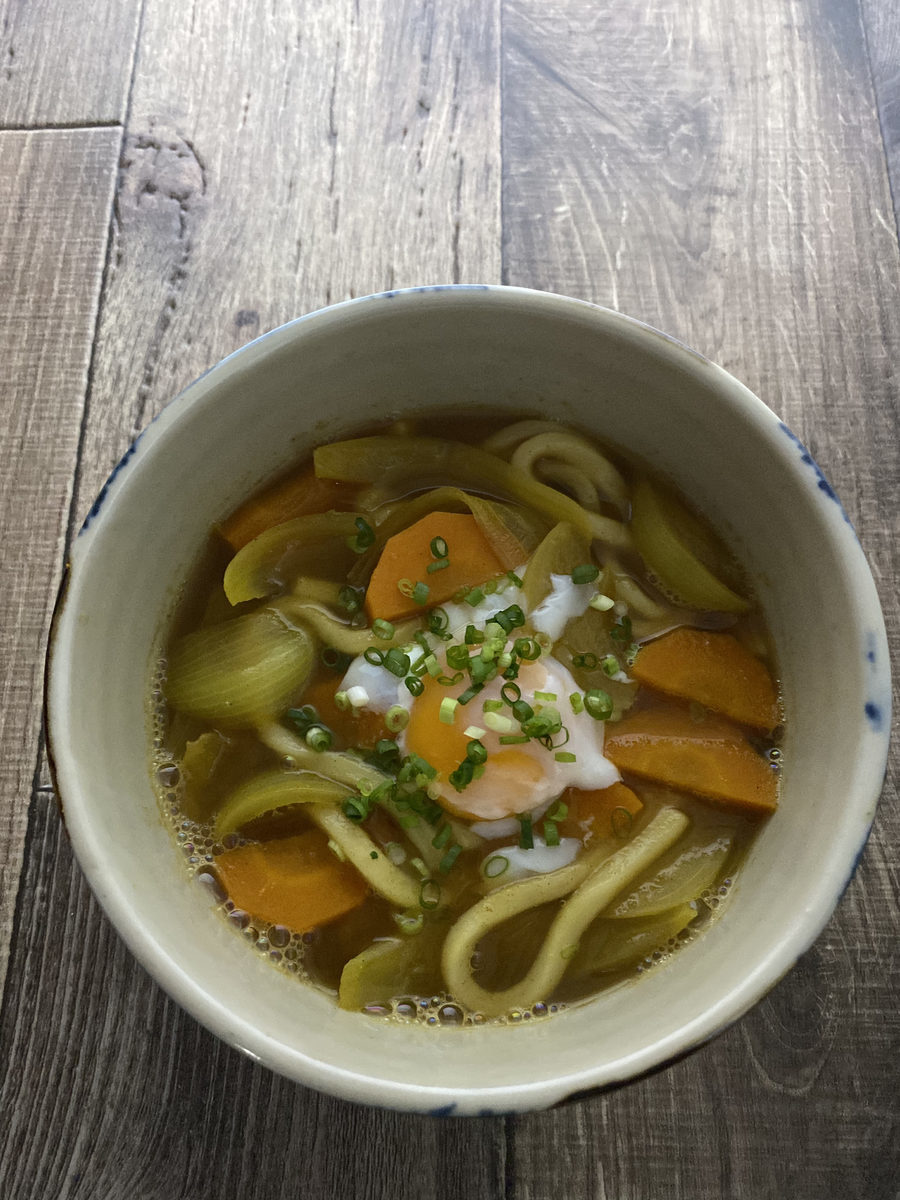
[1, 2, 898, 1196]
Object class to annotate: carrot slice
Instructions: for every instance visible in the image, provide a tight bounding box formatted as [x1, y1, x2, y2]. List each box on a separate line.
[300, 675, 389, 749]
[559, 782, 644, 842]
[365, 511, 505, 620]
[604, 705, 777, 816]
[215, 829, 369, 932]
[632, 627, 779, 732]
[219, 465, 356, 551]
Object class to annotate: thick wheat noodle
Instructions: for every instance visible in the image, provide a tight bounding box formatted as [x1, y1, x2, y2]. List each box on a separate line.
[613, 573, 670, 619]
[481, 419, 566, 457]
[510, 432, 630, 513]
[441, 807, 691, 1018]
[535, 461, 601, 511]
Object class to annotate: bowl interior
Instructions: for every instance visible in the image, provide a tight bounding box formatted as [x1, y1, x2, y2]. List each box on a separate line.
[48, 287, 890, 1113]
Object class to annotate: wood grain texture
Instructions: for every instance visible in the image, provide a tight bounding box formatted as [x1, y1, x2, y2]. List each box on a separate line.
[862, 0, 900, 236]
[73, 0, 502, 522]
[0, 0, 141, 127]
[502, 0, 900, 1193]
[0, 796, 508, 1200]
[0, 129, 120, 999]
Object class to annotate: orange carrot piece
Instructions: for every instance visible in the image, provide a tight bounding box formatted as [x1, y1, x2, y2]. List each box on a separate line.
[631, 627, 779, 732]
[215, 829, 369, 933]
[558, 782, 644, 842]
[219, 465, 356, 551]
[301, 676, 389, 749]
[365, 511, 505, 621]
[604, 705, 778, 816]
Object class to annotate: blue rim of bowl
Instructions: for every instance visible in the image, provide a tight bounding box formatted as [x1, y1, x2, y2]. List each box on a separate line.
[46, 284, 892, 1114]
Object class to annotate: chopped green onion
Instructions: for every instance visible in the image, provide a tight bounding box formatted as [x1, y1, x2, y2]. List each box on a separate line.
[347, 517, 375, 553]
[424, 654, 442, 678]
[448, 760, 474, 791]
[346, 685, 370, 708]
[482, 698, 504, 713]
[465, 739, 488, 764]
[305, 725, 333, 752]
[411, 856, 429, 878]
[342, 794, 371, 822]
[338, 584, 364, 614]
[412, 581, 430, 606]
[419, 880, 442, 910]
[572, 652, 598, 669]
[484, 579, 498, 594]
[439, 697, 458, 725]
[571, 563, 600, 584]
[364, 647, 385, 666]
[611, 615, 633, 644]
[465, 587, 485, 607]
[446, 644, 470, 670]
[464, 624, 485, 645]
[431, 823, 452, 850]
[393, 911, 423, 935]
[385, 705, 410, 732]
[518, 814, 534, 849]
[534, 690, 557, 703]
[369, 849, 379, 860]
[501, 682, 521, 705]
[483, 711, 514, 734]
[543, 820, 560, 847]
[590, 593, 615, 612]
[601, 654, 620, 676]
[569, 692, 584, 714]
[511, 699, 534, 723]
[320, 646, 353, 671]
[554, 751, 577, 763]
[439, 844, 462, 873]
[611, 806, 634, 839]
[456, 683, 484, 706]
[513, 637, 541, 661]
[437, 673, 464, 688]
[502, 661, 520, 680]
[383, 648, 411, 677]
[584, 688, 614, 720]
[483, 854, 510, 879]
[546, 799, 569, 822]
[430, 535, 449, 559]
[427, 607, 450, 635]
[405, 675, 424, 697]
[427, 557, 450, 574]
[371, 618, 395, 640]
[499, 734, 530, 745]
[463, 725, 486, 740]
[507, 570, 524, 588]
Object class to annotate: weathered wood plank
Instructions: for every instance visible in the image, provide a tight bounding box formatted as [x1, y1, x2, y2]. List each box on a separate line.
[0, 796, 508, 1200]
[862, 0, 900, 237]
[502, 0, 899, 1194]
[73, 0, 502, 521]
[0, 129, 120, 1000]
[0, 2, 505, 1195]
[0, 0, 141, 127]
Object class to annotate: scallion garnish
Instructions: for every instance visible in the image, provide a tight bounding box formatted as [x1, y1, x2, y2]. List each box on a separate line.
[601, 654, 619, 676]
[465, 739, 488, 764]
[501, 681, 521, 705]
[518, 814, 534, 849]
[499, 734, 530, 745]
[412, 580, 430, 606]
[569, 692, 584, 714]
[419, 880, 442, 910]
[364, 647, 385, 666]
[426, 557, 450, 573]
[338, 584, 364, 614]
[430, 535, 449, 559]
[512, 637, 541, 661]
[439, 844, 462, 874]
[347, 517, 375, 553]
[534, 690, 557, 703]
[506, 570, 524, 588]
[483, 710, 513, 733]
[456, 683, 484, 706]
[571, 563, 600, 584]
[554, 751, 577, 763]
[611, 805, 634, 839]
[584, 688, 614, 720]
[448, 759, 475, 791]
[371, 618, 395, 640]
[543, 820, 560, 847]
[385, 705, 410, 732]
[572, 652, 598, 669]
[305, 725, 333, 752]
[439, 697, 458, 725]
[611, 614, 633, 643]
[464, 624, 485, 645]
[483, 854, 510, 879]
[431, 823, 452, 850]
[320, 646, 354, 671]
[382, 648, 411, 677]
[464, 586, 485, 607]
[405, 675, 424, 697]
[427, 607, 450, 635]
[446, 644, 470, 670]
[590, 593, 615, 612]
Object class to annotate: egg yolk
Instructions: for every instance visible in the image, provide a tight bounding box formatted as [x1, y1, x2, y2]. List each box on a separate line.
[403, 674, 545, 821]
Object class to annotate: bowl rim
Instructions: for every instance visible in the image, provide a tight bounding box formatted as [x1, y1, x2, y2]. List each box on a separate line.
[45, 284, 893, 1114]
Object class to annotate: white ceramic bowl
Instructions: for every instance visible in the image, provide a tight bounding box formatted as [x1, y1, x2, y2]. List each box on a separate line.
[46, 286, 891, 1114]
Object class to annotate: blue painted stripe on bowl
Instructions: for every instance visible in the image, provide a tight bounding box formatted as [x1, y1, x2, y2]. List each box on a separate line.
[778, 422, 852, 525]
[428, 1103, 458, 1117]
[80, 433, 144, 533]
